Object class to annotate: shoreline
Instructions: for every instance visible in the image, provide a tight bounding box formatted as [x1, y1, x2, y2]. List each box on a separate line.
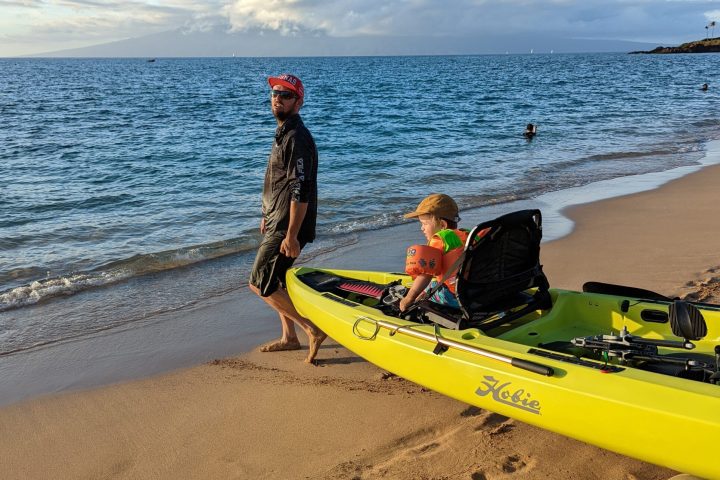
[2, 141, 720, 407]
[1, 148, 720, 478]
[543, 163, 720, 296]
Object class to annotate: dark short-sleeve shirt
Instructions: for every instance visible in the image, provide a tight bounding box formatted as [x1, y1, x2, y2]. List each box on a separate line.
[261, 114, 318, 243]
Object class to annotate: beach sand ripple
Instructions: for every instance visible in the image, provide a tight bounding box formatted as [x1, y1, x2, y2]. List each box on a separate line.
[681, 267, 720, 303]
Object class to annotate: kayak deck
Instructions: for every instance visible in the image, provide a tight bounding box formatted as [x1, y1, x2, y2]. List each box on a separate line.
[296, 267, 720, 363]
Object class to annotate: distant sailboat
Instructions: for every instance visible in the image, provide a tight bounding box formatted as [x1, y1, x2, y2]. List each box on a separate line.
[550, 49, 554, 54]
[530, 48, 534, 54]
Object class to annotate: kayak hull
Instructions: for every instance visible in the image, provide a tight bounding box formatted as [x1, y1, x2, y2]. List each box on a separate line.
[287, 267, 720, 478]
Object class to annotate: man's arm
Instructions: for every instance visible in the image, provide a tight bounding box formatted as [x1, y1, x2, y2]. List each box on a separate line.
[280, 200, 308, 258]
[280, 133, 314, 258]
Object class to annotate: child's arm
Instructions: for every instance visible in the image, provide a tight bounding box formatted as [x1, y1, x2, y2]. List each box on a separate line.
[399, 273, 433, 312]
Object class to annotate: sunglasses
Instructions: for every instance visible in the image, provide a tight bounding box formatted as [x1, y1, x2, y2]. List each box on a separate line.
[270, 90, 297, 100]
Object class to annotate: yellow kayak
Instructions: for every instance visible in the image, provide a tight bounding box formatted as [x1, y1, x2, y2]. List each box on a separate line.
[287, 267, 720, 479]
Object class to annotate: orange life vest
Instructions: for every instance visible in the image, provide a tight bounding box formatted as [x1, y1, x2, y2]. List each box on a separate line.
[405, 229, 469, 294]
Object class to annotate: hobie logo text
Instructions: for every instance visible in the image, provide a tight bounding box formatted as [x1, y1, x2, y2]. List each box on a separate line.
[475, 375, 541, 414]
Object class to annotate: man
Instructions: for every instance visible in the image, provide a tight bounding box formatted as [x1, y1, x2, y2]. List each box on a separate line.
[249, 73, 326, 364]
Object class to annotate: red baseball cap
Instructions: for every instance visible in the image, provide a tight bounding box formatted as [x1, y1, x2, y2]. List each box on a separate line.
[268, 73, 304, 100]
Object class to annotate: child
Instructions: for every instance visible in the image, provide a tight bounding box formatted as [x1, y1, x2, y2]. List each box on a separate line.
[399, 193, 468, 312]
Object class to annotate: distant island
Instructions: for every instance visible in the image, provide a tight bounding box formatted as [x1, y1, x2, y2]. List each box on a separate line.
[630, 37, 720, 54]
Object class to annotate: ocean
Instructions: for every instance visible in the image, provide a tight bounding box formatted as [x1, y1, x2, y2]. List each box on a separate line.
[2, 53, 720, 357]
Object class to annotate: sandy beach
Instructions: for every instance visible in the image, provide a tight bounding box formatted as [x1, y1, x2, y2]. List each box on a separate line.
[2, 164, 720, 480]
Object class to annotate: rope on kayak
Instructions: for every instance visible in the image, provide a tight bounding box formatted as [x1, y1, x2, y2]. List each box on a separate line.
[353, 316, 380, 340]
[353, 317, 436, 344]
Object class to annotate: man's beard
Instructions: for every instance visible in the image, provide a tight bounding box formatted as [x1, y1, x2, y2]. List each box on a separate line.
[274, 109, 291, 122]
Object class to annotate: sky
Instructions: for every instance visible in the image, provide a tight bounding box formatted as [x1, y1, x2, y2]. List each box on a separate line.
[1, 0, 720, 57]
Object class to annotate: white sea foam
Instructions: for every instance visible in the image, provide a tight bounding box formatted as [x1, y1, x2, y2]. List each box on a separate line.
[0, 271, 133, 312]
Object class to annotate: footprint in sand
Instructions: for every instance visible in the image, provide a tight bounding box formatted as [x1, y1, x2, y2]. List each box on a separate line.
[471, 455, 532, 479]
[474, 412, 511, 432]
[460, 406, 483, 417]
[412, 441, 441, 456]
[501, 454, 531, 474]
[490, 423, 514, 436]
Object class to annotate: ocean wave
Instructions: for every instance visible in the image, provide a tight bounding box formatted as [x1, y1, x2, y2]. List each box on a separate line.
[0, 270, 133, 312]
[0, 236, 260, 312]
[584, 148, 687, 162]
[25, 193, 136, 215]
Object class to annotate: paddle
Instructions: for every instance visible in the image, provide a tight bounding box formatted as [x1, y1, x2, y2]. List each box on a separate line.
[583, 281, 720, 311]
[582, 281, 671, 301]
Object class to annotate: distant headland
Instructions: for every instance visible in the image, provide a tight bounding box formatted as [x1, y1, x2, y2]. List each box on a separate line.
[630, 37, 720, 54]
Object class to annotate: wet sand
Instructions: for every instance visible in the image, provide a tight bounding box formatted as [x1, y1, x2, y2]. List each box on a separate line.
[1, 164, 719, 479]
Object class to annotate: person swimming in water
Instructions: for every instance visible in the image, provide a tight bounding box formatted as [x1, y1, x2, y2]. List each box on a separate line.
[701, 83, 709, 91]
[523, 123, 537, 139]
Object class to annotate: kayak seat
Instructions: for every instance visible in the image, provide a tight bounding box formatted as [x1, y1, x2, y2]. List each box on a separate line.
[418, 291, 538, 330]
[416, 301, 464, 330]
[417, 209, 552, 331]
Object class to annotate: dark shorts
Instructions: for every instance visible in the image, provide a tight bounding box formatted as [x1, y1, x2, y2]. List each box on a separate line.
[249, 232, 306, 297]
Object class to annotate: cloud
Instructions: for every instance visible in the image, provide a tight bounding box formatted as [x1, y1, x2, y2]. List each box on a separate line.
[0, 0, 41, 6]
[222, 0, 373, 36]
[1, 0, 716, 56]
[219, 0, 712, 42]
[221, 0, 494, 37]
[704, 10, 720, 21]
[2, 0, 225, 44]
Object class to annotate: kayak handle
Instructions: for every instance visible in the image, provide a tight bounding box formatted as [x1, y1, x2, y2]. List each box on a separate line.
[511, 358, 555, 376]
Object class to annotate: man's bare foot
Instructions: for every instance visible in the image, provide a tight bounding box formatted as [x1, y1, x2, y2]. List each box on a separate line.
[259, 338, 301, 352]
[304, 330, 328, 364]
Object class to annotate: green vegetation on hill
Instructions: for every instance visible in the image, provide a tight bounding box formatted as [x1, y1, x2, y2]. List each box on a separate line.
[630, 37, 720, 54]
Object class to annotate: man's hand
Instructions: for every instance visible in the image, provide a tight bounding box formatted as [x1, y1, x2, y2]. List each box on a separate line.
[283, 201, 307, 258]
[280, 236, 301, 258]
[260, 217, 266, 235]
